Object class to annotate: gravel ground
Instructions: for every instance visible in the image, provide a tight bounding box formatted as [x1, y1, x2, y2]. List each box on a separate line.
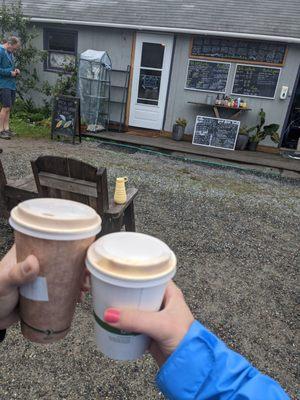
[0, 137, 299, 400]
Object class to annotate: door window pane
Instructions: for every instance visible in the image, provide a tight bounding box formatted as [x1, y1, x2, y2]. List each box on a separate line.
[138, 69, 161, 105]
[141, 43, 165, 69]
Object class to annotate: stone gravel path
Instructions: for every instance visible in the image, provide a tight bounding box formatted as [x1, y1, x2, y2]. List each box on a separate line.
[0, 137, 299, 399]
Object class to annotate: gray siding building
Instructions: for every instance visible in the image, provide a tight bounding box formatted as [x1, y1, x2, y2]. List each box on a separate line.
[7, 0, 300, 148]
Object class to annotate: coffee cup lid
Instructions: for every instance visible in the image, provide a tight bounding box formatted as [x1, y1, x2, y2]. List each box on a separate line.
[9, 198, 102, 240]
[86, 232, 176, 281]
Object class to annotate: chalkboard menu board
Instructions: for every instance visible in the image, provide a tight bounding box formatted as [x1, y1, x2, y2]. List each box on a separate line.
[232, 65, 280, 98]
[186, 60, 230, 93]
[191, 37, 287, 66]
[193, 116, 240, 150]
[51, 96, 81, 144]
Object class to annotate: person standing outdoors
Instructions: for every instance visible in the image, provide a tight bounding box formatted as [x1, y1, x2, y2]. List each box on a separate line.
[0, 36, 21, 140]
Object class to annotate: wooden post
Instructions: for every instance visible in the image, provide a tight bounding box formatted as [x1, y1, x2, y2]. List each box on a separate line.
[96, 167, 109, 216]
[31, 160, 44, 197]
[0, 160, 8, 218]
[124, 202, 136, 232]
[125, 32, 136, 129]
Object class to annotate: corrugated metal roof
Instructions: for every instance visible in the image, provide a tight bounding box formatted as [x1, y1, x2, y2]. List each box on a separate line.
[4, 0, 300, 40]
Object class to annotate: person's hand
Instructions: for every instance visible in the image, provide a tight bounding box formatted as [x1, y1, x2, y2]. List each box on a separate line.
[0, 245, 91, 329]
[78, 269, 91, 302]
[0, 245, 39, 329]
[11, 70, 18, 77]
[15, 69, 20, 75]
[104, 281, 195, 366]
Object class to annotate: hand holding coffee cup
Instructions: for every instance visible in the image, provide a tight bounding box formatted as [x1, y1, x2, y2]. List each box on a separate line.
[0, 245, 39, 330]
[9, 198, 101, 343]
[86, 232, 177, 360]
[103, 281, 195, 366]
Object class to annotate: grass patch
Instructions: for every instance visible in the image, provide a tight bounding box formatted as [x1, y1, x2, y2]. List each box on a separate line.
[10, 117, 50, 139]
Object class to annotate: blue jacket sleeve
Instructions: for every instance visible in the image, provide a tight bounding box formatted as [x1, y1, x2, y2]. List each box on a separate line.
[0, 51, 13, 77]
[156, 321, 289, 400]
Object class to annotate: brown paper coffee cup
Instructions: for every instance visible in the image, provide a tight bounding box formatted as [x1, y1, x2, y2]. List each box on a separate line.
[9, 198, 102, 344]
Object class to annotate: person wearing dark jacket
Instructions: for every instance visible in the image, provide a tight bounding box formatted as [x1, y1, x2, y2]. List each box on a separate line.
[0, 36, 21, 140]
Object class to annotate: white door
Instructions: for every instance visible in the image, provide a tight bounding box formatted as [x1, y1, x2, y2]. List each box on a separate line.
[129, 33, 174, 130]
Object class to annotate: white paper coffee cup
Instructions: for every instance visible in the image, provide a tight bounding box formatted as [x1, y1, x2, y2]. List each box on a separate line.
[86, 232, 176, 360]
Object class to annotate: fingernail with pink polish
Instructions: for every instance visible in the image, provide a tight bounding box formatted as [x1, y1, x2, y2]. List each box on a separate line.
[104, 309, 120, 323]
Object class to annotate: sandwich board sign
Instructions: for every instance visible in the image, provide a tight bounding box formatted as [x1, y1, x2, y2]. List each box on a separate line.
[51, 96, 81, 144]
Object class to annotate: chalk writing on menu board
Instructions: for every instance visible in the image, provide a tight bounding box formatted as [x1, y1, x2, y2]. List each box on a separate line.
[51, 96, 81, 143]
[186, 60, 230, 92]
[191, 37, 287, 65]
[141, 74, 160, 90]
[193, 116, 240, 151]
[232, 65, 280, 98]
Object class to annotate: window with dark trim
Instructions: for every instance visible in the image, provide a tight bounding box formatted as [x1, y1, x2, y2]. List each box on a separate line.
[44, 28, 78, 72]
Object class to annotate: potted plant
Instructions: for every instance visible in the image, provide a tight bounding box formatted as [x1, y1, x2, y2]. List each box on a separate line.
[246, 109, 280, 151]
[235, 126, 249, 150]
[80, 118, 88, 133]
[172, 118, 187, 141]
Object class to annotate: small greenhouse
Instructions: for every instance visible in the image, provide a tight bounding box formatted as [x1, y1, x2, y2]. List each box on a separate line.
[78, 50, 112, 132]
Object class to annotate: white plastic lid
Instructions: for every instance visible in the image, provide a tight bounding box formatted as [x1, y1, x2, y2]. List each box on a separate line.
[9, 198, 102, 240]
[86, 232, 176, 281]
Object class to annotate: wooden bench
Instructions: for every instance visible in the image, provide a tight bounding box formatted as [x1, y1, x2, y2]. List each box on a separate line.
[0, 156, 138, 236]
[0, 160, 38, 219]
[31, 156, 138, 235]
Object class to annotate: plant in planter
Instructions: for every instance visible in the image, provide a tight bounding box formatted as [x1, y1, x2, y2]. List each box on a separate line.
[172, 118, 187, 141]
[247, 109, 280, 151]
[235, 126, 249, 150]
[80, 119, 88, 133]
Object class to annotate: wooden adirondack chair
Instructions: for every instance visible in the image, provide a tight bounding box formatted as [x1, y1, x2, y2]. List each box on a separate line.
[31, 156, 138, 235]
[0, 159, 38, 219]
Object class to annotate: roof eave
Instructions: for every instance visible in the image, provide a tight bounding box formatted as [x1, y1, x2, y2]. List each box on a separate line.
[30, 17, 300, 44]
